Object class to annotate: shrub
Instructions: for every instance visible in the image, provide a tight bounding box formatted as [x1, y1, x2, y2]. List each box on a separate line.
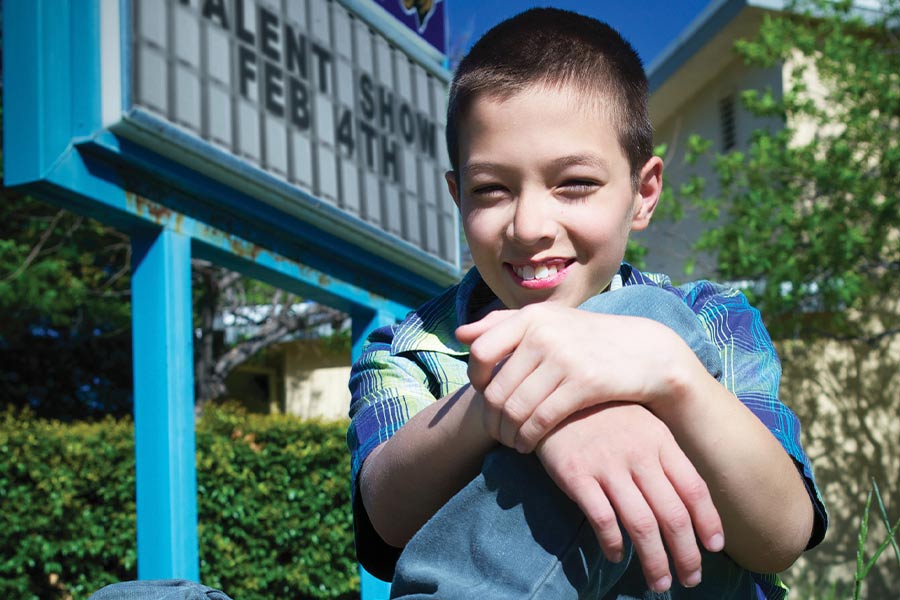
[0, 405, 358, 600]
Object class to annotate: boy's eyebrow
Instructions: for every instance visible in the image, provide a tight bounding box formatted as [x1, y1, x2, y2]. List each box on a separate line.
[461, 154, 609, 179]
[460, 162, 508, 179]
[549, 153, 610, 171]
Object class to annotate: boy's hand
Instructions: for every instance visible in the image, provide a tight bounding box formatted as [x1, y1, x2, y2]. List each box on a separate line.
[456, 304, 692, 452]
[536, 402, 725, 592]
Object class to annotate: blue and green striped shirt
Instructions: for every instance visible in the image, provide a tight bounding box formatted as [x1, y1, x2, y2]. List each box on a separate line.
[348, 263, 827, 596]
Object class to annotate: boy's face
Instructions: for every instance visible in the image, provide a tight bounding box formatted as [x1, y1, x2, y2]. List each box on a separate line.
[447, 85, 662, 309]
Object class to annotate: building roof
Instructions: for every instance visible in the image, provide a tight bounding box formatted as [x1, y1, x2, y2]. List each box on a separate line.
[647, 0, 887, 125]
[647, 0, 785, 126]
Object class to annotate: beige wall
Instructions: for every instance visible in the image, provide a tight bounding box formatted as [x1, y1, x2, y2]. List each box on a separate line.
[282, 341, 352, 422]
[783, 49, 841, 148]
[224, 339, 352, 422]
[642, 56, 784, 281]
[776, 329, 900, 597]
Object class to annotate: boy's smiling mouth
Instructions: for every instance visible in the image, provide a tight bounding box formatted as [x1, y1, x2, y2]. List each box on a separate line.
[506, 259, 574, 289]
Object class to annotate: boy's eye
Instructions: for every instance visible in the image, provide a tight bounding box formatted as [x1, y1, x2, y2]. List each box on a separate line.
[558, 179, 599, 198]
[470, 184, 509, 198]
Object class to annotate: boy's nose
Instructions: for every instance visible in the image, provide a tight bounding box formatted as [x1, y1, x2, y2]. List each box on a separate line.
[508, 194, 557, 246]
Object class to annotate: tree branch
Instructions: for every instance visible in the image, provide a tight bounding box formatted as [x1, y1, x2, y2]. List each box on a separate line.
[2, 209, 67, 283]
[211, 304, 343, 383]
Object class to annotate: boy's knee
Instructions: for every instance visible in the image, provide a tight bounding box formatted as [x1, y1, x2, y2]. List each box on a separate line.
[579, 284, 685, 319]
[481, 446, 563, 506]
[579, 286, 723, 379]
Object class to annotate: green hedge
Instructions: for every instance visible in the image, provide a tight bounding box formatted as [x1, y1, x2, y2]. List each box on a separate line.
[0, 405, 359, 600]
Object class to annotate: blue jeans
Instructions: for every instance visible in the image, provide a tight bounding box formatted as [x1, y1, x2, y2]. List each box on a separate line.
[391, 286, 757, 599]
[88, 580, 233, 599]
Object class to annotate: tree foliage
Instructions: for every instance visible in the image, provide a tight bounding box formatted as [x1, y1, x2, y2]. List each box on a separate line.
[674, 2, 900, 595]
[683, 0, 900, 341]
[0, 153, 134, 416]
[0, 81, 132, 417]
[0, 188, 345, 419]
[1, 97, 346, 418]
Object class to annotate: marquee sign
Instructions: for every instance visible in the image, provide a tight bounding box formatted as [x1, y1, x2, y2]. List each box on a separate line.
[107, 0, 458, 281]
[4, 2, 452, 594]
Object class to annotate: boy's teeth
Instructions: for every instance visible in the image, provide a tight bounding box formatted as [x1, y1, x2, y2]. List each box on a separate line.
[516, 264, 559, 280]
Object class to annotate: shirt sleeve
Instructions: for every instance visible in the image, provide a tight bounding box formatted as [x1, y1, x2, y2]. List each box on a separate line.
[688, 282, 829, 549]
[346, 324, 441, 580]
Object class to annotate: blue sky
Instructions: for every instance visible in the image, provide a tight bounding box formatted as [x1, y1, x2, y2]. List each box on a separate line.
[446, 0, 714, 67]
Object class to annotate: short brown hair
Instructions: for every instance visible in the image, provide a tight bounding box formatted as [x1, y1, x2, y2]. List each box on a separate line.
[446, 8, 653, 187]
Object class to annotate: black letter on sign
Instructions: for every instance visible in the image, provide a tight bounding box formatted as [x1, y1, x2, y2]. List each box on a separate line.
[264, 62, 284, 117]
[399, 103, 415, 144]
[379, 88, 395, 133]
[235, 0, 255, 45]
[311, 43, 333, 94]
[259, 5, 280, 62]
[285, 24, 308, 80]
[359, 120, 377, 169]
[417, 113, 437, 159]
[381, 137, 400, 183]
[336, 109, 354, 157]
[289, 76, 311, 130]
[201, 0, 229, 29]
[238, 45, 257, 99]
[359, 74, 375, 121]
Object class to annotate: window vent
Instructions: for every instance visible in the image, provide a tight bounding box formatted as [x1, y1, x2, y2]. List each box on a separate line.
[719, 95, 737, 151]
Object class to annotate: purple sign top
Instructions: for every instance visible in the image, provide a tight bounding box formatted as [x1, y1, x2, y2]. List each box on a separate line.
[374, 0, 447, 54]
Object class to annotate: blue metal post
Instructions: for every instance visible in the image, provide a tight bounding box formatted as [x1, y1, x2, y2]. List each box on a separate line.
[351, 306, 400, 600]
[359, 565, 392, 600]
[131, 227, 200, 581]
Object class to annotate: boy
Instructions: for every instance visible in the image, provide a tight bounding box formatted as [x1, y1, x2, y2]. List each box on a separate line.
[348, 8, 827, 599]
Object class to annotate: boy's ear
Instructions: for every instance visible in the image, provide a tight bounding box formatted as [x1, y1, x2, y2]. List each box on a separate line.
[631, 156, 663, 232]
[445, 171, 461, 209]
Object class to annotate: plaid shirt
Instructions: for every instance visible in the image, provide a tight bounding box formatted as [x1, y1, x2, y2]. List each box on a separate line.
[348, 263, 828, 595]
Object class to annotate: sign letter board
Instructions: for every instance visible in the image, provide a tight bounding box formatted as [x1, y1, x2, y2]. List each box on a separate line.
[113, 0, 458, 283]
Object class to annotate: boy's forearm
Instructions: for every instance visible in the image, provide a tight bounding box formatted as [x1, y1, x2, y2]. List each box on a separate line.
[359, 384, 496, 547]
[649, 362, 814, 573]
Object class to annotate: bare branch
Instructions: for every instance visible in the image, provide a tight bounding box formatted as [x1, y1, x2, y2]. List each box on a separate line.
[210, 304, 344, 383]
[88, 288, 131, 298]
[2, 209, 67, 283]
[218, 270, 242, 290]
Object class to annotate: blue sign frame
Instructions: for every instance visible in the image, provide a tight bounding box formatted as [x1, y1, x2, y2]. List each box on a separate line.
[3, 1, 453, 596]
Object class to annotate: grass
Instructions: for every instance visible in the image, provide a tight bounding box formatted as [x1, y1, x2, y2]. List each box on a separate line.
[792, 480, 899, 599]
[851, 480, 900, 599]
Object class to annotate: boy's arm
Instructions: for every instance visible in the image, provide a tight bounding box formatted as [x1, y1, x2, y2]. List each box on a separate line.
[361, 385, 726, 593]
[358, 383, 495, 547]
[347, 319, 496, 555]
[352, 332, 726, 587]
[458, 302, 816, 573]
[648, 358, 814, 572]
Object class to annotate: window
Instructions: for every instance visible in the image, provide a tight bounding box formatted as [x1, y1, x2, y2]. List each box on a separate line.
[719, 94, 737, 151]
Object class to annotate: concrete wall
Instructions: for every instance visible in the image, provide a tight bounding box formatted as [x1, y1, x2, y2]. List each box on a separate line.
[642, 56, 783, 281]
[282, 340, 352, 422]
[224, 338, 352, 422]
[776, 327, 900, 597]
